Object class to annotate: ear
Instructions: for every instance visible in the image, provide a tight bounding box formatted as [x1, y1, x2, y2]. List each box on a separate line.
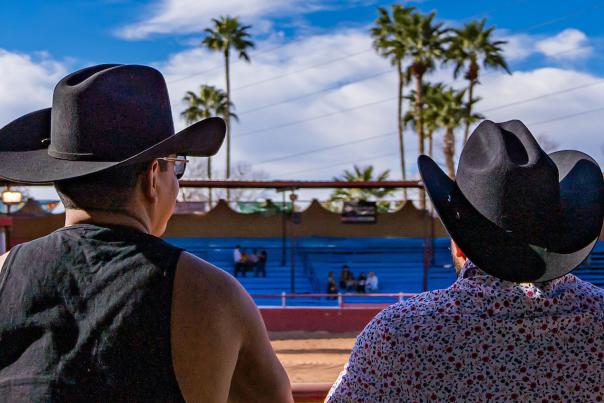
[452, 241, 467, 259]
[141, 160, 160, 202]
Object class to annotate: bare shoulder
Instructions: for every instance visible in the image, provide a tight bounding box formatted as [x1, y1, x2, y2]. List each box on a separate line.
[171, 251, 292, 402]
[171, 251, 250, 401]
[174, 251, 249, 309]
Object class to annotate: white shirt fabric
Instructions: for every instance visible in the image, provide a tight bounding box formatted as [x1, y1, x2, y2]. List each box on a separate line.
[365, 275, 379, 291]
[233, 248, 242, 263]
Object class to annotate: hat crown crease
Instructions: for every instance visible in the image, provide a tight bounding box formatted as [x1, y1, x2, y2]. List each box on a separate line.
[457, 120, 560, 246]
[48, 65, 175, 162]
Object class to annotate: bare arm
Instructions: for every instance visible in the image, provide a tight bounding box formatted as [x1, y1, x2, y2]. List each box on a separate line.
[171, 252, 292, 403]
[227, 287, 293, 403]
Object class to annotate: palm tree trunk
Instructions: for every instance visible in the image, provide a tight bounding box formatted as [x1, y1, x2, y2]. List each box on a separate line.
[444, 127, 456, 178]
[428, 131, 433, 158]
[463, 61, 479, 144]
[396, 61, 408, 202]
[207, 157, 213, 208]
[463, 80, 475, 144]
[414, 71, 426, 210]
[224, 48, 231, 201]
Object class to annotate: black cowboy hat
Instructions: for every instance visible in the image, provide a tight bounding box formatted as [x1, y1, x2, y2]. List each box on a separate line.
[0, 64, 225, 183]
[419, 119, 604, 283]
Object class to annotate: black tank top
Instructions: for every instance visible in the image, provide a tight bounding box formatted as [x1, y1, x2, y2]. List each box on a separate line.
[0, 224, 185, 402]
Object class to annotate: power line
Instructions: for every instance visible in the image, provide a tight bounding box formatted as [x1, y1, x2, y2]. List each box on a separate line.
[245, 79, 604, 168]
[253, 131, 396, 166]
[281, 150, 399, 176]
[280, 105, 604, 176]
[232, 48, 373, 91]
[480, 79, 604, 112]
[167, 41, 297, 84]
[231, 44, 594, 119]
[528, 105, 604, 126]
[238, 69, 392, 115]
[237, 72, 601, 140]
[167, 1, 598, 86]
[236, 96, 396, 138]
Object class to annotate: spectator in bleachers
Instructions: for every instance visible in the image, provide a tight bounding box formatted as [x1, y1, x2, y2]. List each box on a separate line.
[328, 120, 604, 401]
[233, 245, 245, 277]
[365, 272, 378, 292]
[356, 272, 367, 293]
[345, 271, 357, 292]
[240, 249, 252, 275]
[339, 265, 351, 289]
[254, 249, 268, 277]
[249, 248, 259, 274]
[327, 272, 338, 299]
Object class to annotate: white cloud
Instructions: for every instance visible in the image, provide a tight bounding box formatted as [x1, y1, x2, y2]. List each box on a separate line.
[116, 0, 331, 39]
[0, 49, 67, 127]
[476, 67, 604, 155]
[497, 32, 536, 62]
[155, 26, 604, 190]
[535, 28, 592, 60]
[5, 27, 604, 204]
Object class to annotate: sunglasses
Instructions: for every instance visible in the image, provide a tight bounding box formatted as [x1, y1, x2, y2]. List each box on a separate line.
[157, 155, 189, 179]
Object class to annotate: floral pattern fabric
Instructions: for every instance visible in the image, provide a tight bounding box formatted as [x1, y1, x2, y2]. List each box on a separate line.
[327, 261, 604, 402]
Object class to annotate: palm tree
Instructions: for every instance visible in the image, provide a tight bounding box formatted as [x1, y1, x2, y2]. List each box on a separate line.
[202, 16, 254, 198]
[404, 82, 445, 159]
[370, 5, 415, 201]
[448, 18, 509, 143]
[404, 11, 449, 209]
[181, 85, 238, 205]
[433, 87, 483, 178]
[329, 165, 396, 212]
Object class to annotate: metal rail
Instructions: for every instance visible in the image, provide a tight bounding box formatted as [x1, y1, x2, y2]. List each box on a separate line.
[253, 292, 418, 308]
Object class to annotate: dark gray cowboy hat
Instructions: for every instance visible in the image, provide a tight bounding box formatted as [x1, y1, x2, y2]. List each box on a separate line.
[418, 119, 604, 283]
[0, 64, 225, 184]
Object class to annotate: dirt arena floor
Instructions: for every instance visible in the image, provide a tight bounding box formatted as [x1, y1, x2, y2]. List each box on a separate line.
[270, 331, 359, 384]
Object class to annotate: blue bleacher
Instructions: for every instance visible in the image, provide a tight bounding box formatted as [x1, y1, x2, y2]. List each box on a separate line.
[165, 237, 604, 306]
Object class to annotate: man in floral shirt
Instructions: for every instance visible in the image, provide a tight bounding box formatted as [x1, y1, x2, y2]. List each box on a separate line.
[328, 120, 604, 401]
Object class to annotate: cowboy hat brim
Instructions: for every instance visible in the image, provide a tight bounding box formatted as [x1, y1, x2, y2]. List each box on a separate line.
[418, 151, 603, 283]
[0, 108, 225, 184]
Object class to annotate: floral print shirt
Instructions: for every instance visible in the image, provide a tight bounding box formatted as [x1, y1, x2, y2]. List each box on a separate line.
[327, 261, 604, 402]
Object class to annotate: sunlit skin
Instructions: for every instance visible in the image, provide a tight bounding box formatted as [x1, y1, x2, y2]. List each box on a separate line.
[451, 240, 468, 275]
[64, 158, 178, 236]
[0, 156, 293, 403]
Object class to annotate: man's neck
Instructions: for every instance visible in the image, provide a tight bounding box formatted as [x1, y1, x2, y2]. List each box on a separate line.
[64, 208, 151, 234]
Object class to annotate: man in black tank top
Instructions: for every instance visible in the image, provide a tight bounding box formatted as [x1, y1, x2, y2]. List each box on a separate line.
[0, 65, 293, 402]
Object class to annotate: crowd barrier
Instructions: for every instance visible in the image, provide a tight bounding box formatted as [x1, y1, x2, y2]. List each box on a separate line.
[253, 292, 418, 307]
[258, 293, 418, 332]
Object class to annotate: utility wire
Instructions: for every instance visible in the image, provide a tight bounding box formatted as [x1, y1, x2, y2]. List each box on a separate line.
[232, 48, 373, 91]
[167, 1, 599, 86]
[281, 105, 604, 176]
[245, 79, 604, 167]
[168, 41, 296, 84]
[236, 97, 396, 138]
[253, 131, 396, 166]
[237, 72, 601, 140]
[480, 79, 604, 112]
[238, 69, 392, 115]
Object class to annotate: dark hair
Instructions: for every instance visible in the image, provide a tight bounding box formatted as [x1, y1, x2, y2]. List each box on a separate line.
[55, 160, 167, 211]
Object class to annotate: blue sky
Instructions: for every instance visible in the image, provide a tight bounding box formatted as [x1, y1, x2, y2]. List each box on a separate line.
[2, 0, 603, 68]
[1, 0, 603, 203]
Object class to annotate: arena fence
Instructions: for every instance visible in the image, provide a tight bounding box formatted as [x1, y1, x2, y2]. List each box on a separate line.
[253, 292, 418, 308]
